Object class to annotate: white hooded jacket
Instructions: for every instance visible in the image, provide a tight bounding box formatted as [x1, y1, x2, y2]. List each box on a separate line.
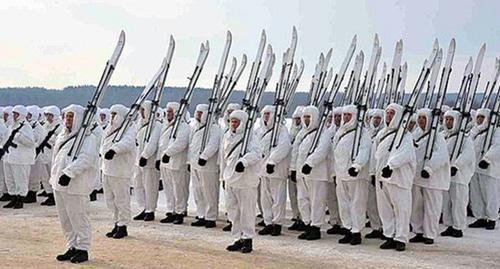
[472, 108, 500, 179]
[4, 105, 36, 165]
[372, 103, 416, 189]
[443, 110, 476, 185]
[158, 102, 190, 171]
[49, 104, 99, 195]
[413, 108, 451, 190]
[100, 104, 137, 178]
[333, 105, 371, 181]
[220, 110, 261, 188]
[37, 106, 62, 164]
[136, 101, 162, 168]
[188, 104, 221, 172]
[297, 106, 331, 181]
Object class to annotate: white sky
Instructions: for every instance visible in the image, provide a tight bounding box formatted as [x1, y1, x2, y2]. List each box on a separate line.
[0, 0, 498, 92]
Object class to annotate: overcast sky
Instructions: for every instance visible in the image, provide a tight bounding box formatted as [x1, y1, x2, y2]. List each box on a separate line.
[0, 0, 498, 92]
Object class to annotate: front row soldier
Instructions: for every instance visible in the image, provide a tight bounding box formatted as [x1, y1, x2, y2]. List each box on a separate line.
[373, 103, 416, 252]
[51, 105, 99, 264]
[221, 110, 261, 254]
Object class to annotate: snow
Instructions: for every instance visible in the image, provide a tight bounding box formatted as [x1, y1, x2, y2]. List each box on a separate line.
[1, 191, 500, 268]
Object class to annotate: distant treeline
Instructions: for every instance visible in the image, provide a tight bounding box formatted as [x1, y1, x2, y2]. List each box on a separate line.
[0, 85, 490, 114]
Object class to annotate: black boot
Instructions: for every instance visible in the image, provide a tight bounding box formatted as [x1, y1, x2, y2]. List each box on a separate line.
[271, 224, 282, 236]
[205, 220, 216, 228]
[113, 225, 128, 239]
[306, 226, 321, 240]
[37, 190, 48, 197]
[97, 188, 104, 194]
[13, 195, 23, 209]
[2, 195, 16, 208]
[226, 239, 243, 251]
[191, 218, 206, 227]
[89, 190, 97, 201]
[298, 225, 311, 240]
[143, 212, 155, 222]
[41, 193, 55, 206]
[223, 222, 232, 232]
[440, 226, 454, 237]
[241, 239, 253, 253]
[106, 224, 118, 238]
[288, 219, 301, 231]
[380, 238, 397, 249]
[56, 248, 77, 261]
[350, 232, 362, 245]
[423, 237, 434, 245]
[326, 224, 343, 235]
[365, 229, 384, 239]
[133, 210, 146, 221]
[70, 249, 88, 263]
[485, 220, 496, 230]
[257, 220, 266, 227]
[0, 193, 11, 201]
[160, 212, 176, 223]
[468, 219, 487, 228]
[409, 233, 425, 243]
[258, 224, 274, 235]
[173, 213, 184, 224]
[23, 191, 37, 203]
[451, 229, 463, 238]
[338, 231, 352, 244]
[395, 241, 406, 251]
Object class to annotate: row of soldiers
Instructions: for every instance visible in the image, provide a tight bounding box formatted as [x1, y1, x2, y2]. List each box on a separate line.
[0, 98, 499, 261]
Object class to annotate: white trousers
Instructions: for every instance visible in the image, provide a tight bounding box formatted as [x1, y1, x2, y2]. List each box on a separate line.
[103, 175, 131, 226]
[4, 162, 30, 196]
[470, 173, 499, 221]
[410, 185, 443, 239]
[297, 177, 311, 224]
[28, 162, 46, 191]
[376, 181, 412, 243]
[260, 177, 287, 225]
[326, 180, 341, 225]
[336, 179, 369, 233]
[288, 178, 300, 219]
[164, 168, 189, 214]
[191, 168, 219, 221]
[297, 178, 329, 227]
[226, 186, 257, 239]
[54, 190, 91, 251]
[443, 182, 468, 230]
[0, 162, 7, 194]
[367, 181, 382, 230]
[40, 163, 53, 193]
[135, 167, 159, 213]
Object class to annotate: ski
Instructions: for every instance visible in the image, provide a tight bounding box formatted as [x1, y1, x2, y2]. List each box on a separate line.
[480, 57, 500, 108]
[68, 31, 125, 160]
[453, 57, 473, 110]
[422, 40, 442, 108]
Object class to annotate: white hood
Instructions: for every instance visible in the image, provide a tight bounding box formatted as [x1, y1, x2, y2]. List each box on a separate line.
[443, 110, 461, 135]
[475, 108, 490, 131]
[109, 104, 128, 133]
[26, 105, 41, 122]
[12, 105, 28, 123]
[302, 105, 320, 131]
[417, 108, 432, 132]
[385, 103, 404, 130]
[195, 104, 209, 125]
[229, 109, 248, 134]
[63, 104, 85, 136]
[341, 104, 357, 130]
[260, 105, 275, 130]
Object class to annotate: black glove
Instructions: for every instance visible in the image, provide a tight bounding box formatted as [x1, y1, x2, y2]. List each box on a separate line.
[381, 165, 393, 178]
[333, 176, 336, 185]
[187, 164, 191, 172]
[371, 175, 376, 186]
[478, 160, 490, 169]
[58, 174, 71, 186]
[348, 167, 358, 177]
[35, 147, 41, 156]
[162, 154, 170, 164]
[450, 166, 458, 177]
[104, 149, 116, 160]
[155, 160, 160, 170]
[290, 170, 297, 183]
[139, 157, 148, 167]
[421, 169, 430, 179]
[198, 158, 207, 166]
[235, 161, 245, 173]
[0, 148, 4, 159]
[302, 164, 312, 175]
[266, 164, 275, 174]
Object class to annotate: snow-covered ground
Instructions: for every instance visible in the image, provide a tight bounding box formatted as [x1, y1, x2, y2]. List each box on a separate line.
[1, 190, 500, 269]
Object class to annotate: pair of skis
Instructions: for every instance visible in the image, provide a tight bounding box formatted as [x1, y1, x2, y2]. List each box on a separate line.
[68, 31, 125, 160]
[199, 31, 248, 154]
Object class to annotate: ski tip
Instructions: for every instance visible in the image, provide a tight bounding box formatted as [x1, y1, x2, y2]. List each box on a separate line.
[433, 38, 439, 49]
[227, 30, 232, 40]
[261, 29, 267, 40]
[242, 54, 248, 63]
[352, 35, 358, 45]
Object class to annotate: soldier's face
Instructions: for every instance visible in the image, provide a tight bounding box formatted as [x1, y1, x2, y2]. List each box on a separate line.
[372, 116, 382, 127]
[385, 109, 395, 125]
[140, 107, 146, 119]
[65, 112, 74, 131]
[476, 115, 485, 125]
[195, 111, 203, 122]
[303, 115, 311, 127]
[343, 113, 353, 124]
[26, 113, 33, 121]
[418, 115, 427, 130]
[230, 118, 240, 131]
[3, 113, 8, 122]
[45, 113, 54, 124]
[294, 117, 301, 125]
[263, 111, 271, 125]
[111, 112, 117, 126]
[100, 113, 107, 123]
[166, 108, 175, 121]
[334, 114, 342, 127]
[445, 116, 454, 130]
[13, 112, 20, 122]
